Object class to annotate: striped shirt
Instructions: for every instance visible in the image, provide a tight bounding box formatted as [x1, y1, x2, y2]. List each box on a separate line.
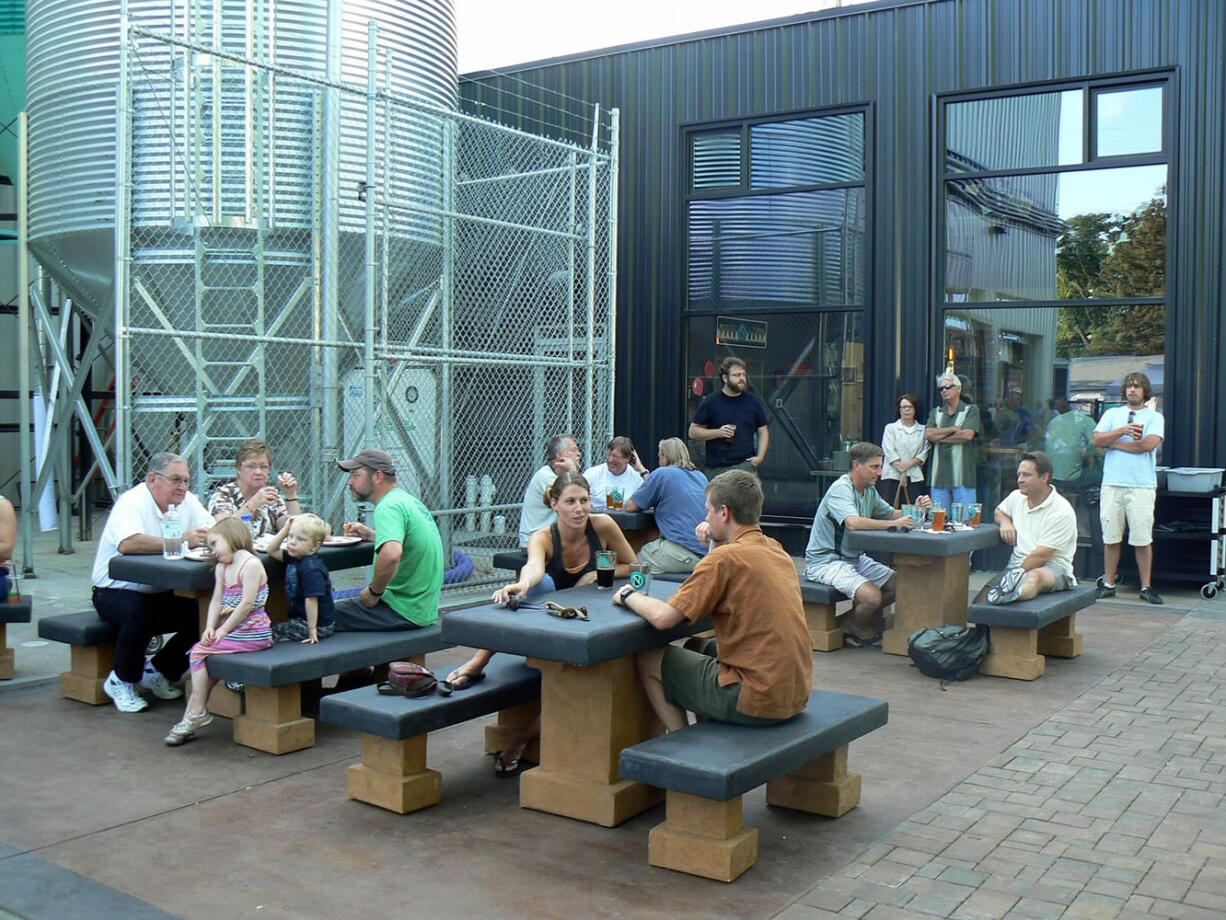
[926, 401, 980, 490]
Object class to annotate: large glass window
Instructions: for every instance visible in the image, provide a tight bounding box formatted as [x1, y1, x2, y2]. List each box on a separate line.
[685, 109, 869, 523]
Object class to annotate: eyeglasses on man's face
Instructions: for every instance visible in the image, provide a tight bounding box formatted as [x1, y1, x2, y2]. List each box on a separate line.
[153, 472, 190, 487]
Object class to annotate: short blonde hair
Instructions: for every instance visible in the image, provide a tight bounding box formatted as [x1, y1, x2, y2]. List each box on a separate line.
[291, 513, 330, 546]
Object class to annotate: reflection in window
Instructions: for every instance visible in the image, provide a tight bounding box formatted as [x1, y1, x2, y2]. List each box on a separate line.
[692, 132, 742, 189]
[1095, 86, 1164, 158]
[944, 165, 1166, 301]
[687, 311, 864, 518]
[751, 113, 865, 188]
[943, 305, 1164, 564]
[946, 89, 1083, 172]
[689, 188, 866, 309]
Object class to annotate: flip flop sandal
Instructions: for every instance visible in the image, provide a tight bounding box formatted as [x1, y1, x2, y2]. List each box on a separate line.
[442, 669, 487, 692]
[544, 601, 589, 620]
[843, 632, 882, 648]
[493, 751, 533, 778]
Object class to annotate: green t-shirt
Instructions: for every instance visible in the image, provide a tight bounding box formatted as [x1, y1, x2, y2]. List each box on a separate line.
[373, 487, 444, 626]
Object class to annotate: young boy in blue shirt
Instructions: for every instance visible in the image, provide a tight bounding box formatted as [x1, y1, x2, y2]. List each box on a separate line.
[267, 514, 335, 643]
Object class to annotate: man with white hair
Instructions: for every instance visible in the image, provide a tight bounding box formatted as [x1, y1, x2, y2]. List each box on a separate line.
[924, 373, 980, 509]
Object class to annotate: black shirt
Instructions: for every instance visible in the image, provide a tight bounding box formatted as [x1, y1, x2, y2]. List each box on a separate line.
[692, 389, 769, 468]
[544, 519, 605, 590]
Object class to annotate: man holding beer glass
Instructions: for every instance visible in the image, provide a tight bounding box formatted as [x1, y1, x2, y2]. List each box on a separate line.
[583, 436, 646, 512]
[804, 442, 932, 647]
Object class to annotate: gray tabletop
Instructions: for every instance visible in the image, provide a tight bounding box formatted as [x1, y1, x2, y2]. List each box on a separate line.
[108, 541, 374, 592]
[843, 523, 1001, 557]
[441, 582, 711, 667]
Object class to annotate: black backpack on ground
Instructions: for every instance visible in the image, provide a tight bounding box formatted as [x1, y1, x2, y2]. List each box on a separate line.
[907, 623, 989, 686]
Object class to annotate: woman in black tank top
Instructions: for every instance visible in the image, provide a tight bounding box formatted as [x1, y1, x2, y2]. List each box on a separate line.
[445, 471, 638, 775]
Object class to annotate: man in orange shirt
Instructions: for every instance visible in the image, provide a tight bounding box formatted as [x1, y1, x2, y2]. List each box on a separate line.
[613, 470, 812, 730]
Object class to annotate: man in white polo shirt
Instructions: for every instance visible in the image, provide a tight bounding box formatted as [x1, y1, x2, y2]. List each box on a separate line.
[982, 450, 1077, 605]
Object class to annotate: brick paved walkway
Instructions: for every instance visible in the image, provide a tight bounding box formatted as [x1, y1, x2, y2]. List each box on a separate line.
[783, 609, 1226, 920]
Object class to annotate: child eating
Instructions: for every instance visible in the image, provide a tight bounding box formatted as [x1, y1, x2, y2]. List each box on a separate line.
[267, 514, 335, 644]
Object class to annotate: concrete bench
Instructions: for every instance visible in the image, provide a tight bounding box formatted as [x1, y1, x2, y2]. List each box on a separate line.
[37, 611, 119, 704]
[492, 550, 528, 574]
[204, 626, 452, 755]
[618, 689, 888, 881]
[318, 655, 542, 813]
[0, 598, 34, 680]
[656, 571, 849, 651]
[968, 583, 1096, 680]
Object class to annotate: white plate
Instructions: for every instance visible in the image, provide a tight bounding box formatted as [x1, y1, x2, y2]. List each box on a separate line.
[183, 547, 212, 562]
[253, 536, 274, 552]
[323, 535, 362, 546]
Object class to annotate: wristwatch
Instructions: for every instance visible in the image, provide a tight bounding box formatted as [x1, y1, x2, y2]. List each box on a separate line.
[367, 586, 384, 597]
[617, 585, 636, 603]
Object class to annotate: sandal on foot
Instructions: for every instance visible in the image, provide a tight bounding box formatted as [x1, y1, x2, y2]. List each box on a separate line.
[443, 668, 486, 692]
[493, 750, 532, 778]
[843, 631, 882, 648]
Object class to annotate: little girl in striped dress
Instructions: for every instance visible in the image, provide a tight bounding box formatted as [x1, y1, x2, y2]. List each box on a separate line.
[165, 517, 272, 746]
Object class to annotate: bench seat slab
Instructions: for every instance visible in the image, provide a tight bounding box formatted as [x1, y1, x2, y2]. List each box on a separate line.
[980, 626, 1045, 681]
[765, 745, 861, 817]
[519, 655, 663, 827]
[233, 684, 315, 754]
[648, 791, 758, 883]
[62, 644, 116, 705]
[0, 599, 33, 624]
[884, 553, 970, 656]
[347, 734, 442, 814]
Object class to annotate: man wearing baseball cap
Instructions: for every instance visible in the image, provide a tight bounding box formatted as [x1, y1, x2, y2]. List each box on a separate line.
[334, 448, 444, 630]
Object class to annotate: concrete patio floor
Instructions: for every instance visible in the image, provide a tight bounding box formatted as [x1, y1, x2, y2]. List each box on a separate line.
[0, 525, 1215, 919]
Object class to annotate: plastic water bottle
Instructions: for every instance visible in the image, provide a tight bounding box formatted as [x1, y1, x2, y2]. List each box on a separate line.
[241, 512, 256, 540]
[162, 504, 183, 560]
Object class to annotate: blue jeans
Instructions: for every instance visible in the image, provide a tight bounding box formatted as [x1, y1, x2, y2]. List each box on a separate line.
[930, 486, 976, 510]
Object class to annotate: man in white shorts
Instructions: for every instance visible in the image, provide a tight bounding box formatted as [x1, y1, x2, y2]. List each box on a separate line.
[804, 442, 931, 646]
[981, 451, 1077, 605]
[1091, 371, 1165, 604]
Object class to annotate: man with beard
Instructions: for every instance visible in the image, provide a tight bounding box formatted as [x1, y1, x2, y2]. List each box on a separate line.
[335, 449, 444, 629]
[804, 442, 930, 646]
[1092, 372, 1165, 604]
[689, 356, 770, 479]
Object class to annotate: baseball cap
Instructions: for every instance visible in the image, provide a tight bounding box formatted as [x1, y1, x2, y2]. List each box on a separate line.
[337, 448, 396, 474]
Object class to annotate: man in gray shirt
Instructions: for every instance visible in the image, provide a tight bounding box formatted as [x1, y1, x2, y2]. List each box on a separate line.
[805, 442, 931, 646]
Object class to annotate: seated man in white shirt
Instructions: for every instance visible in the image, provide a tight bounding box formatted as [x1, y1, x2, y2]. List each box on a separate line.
[517, 433, 582, 547]
[91, 452, 215, 712]
[984, 450, 1078, 605]
[583, 436, 647, 511]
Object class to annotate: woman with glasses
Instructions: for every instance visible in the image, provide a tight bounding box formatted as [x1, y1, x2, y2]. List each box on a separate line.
[879, 393, 930, 506]
[208, 438, 302, 537]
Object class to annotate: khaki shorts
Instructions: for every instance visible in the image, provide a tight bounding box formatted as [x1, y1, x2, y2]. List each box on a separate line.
[661, 642, 786, 726]
[805, 554, 894, 599]
[1099, 484, 1156, 546]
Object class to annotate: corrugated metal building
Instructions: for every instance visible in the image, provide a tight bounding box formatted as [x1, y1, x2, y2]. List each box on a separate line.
[460, 0, 1224, 542]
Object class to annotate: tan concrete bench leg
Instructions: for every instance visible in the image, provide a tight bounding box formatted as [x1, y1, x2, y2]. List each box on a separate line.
[981, 625, 1044, 680]
[483, 699, 541, 763]
[647, 790, 758, 882]
[804, 601, 844, 651]
[766, 744, 862, 817]
[1037, 614, 1082, 659]
[347, 733, 442, 814]
[60, 644, 116, 704]
[232, 684, 315, 754]
[0, 624, 13, 680]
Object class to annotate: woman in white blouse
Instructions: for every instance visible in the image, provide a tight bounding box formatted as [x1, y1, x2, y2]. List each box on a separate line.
[879, 393, 930, 506]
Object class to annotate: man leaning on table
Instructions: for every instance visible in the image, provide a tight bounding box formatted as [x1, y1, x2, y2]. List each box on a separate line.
[336, 448, 444, 631]
[91, 452, 214, 713]
[804, 441, 932, 647]
[613, 470, 811, 730]
[980, 450, 1077, 605]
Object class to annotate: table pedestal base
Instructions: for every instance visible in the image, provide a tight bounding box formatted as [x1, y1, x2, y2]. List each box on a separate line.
[233, 684, 314, 754]
[884, 553, 970, 656]
[648, 791, 758, 882]
[804, 600, 844, 652]
[347, 734, 442, 814]
[520, 655, 662, 827]
[765, 745, 860, 817]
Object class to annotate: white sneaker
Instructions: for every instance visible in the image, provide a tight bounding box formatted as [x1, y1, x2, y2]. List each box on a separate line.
[140, 666, 184, 700]
[104, 671, 149, 713]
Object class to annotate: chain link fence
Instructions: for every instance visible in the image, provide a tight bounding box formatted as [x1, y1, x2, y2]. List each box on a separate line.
[118, 28, 616, 595]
